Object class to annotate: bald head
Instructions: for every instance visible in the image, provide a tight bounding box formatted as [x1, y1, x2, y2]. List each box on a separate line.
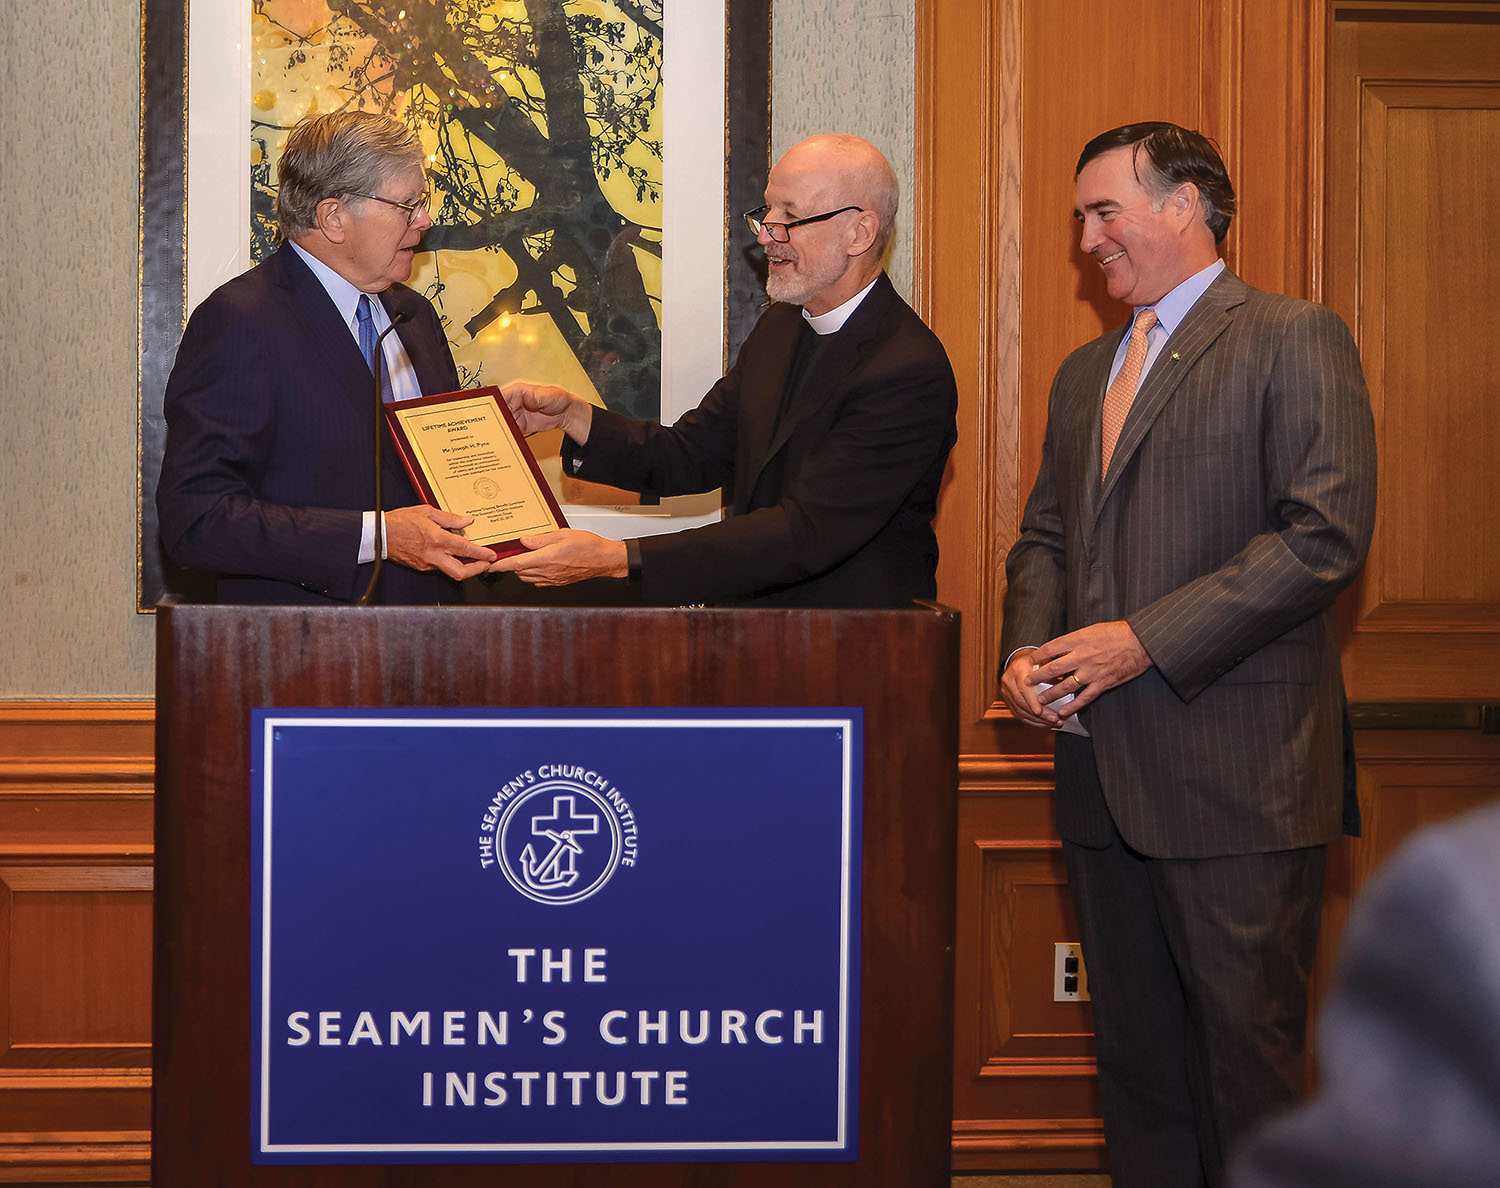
[757, 134, 898, 313]
[776, 134, 899, 252]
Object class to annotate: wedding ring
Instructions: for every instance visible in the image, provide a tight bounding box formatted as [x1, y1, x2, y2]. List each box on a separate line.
[1070, 673, 1083, 689]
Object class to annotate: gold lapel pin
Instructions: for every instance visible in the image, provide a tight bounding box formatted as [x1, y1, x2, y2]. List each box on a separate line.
[1170, 351, 1181, 361]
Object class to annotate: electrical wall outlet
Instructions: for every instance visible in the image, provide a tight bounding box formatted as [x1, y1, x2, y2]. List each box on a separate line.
[1052, 941, 1090, 1002]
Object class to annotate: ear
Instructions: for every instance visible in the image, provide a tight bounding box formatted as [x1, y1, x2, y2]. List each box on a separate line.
[314, 196, 350, 244]
[1170, 182, 1201, 228]
[846, 210, 882, 258]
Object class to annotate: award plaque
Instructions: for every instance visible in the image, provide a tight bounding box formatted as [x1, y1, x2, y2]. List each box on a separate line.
[383, 386, 567, 558]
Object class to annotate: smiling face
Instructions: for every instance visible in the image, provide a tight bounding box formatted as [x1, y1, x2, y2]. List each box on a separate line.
[1073, 145, 1209, 307]
[337, 166, 432, 293]
[757, 138, 885, 315]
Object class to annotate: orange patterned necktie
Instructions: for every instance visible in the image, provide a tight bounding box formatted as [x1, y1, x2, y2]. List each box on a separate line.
[1101, 308, 1158, 480]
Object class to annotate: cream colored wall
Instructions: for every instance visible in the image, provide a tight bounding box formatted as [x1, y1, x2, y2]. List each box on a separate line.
[771, 1, 916, 299]
[0, 0, 914, 697]
[1, 0, 153, 696]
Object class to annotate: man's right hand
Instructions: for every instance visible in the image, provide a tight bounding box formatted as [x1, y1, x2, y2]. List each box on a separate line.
[500, 379, 594, 443]
[383, 505, 496, 580]
[999, 647, 1062, 729]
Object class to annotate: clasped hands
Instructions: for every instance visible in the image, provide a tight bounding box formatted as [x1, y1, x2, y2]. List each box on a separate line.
[999, 620, 1151, 729]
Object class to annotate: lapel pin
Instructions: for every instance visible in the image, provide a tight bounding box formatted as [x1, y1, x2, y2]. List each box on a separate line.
[1170, 351, 1181, 361]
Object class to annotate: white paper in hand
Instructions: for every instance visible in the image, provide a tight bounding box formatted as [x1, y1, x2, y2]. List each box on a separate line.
[1035, 681, 1090, 737]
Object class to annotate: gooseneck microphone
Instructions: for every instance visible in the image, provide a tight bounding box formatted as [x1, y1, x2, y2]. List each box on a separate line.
[356, 310, 411, 606]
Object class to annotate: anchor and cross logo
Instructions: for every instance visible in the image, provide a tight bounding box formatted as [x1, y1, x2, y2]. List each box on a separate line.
[487, 773, 636, 906]
[518, 794, 599, 894]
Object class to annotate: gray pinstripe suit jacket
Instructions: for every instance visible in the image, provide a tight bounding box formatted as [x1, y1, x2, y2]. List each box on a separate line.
[1001, 270, 1377, 858]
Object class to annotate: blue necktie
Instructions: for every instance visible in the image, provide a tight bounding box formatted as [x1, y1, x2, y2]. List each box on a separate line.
[356, 294, 378, 376]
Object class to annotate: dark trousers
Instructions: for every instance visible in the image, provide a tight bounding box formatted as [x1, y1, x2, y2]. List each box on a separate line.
[1059, 744, 1326, 1188]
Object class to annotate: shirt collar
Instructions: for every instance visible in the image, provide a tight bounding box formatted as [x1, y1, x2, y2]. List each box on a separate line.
[288, 240, 388, 331]
[1140, 257, 1225, 336]
[802, 275, 880, 336]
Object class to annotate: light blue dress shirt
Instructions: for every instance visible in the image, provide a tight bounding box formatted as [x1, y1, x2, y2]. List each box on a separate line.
[1106, 257, 1226, 388]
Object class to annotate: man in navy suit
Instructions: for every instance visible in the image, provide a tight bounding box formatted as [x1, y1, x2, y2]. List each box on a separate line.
[157, 111, 496, 604]
[489, 134, 957, 608]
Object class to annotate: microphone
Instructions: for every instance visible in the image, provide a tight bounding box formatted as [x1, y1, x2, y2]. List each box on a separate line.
[356, 309, 411, 606]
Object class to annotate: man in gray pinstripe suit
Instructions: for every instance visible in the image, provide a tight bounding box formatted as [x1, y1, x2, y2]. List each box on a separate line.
[999, 124, 1377, 1188]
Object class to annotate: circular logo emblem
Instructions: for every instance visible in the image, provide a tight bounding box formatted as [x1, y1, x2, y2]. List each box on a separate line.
[490, 777, 632, 905]
[473, 476, 500, 501]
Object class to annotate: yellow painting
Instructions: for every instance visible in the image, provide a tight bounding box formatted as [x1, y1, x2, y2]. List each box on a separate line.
[250, 0, 664, 422]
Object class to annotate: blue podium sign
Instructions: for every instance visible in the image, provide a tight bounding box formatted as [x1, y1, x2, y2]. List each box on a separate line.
[249, 709, 862, 1164]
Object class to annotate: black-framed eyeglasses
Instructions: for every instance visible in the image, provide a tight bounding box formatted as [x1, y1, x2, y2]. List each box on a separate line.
[743, 204, 863, 243]
[348, 184, 432, 226]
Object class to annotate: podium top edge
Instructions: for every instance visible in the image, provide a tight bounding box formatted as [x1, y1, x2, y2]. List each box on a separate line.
[157, 601, 959, 620]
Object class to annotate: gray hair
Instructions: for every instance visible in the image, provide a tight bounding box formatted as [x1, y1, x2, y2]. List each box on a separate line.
[275, 111, 425, 238]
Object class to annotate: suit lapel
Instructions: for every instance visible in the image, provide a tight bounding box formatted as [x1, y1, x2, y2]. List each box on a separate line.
[1093, 271, 1245, 519]
[769, 315, 871, 451]
[741, 275, 896, 505]
[270, 245, 423, 492]
[736, 308, 810, 509]
[381, 287, 453, 397]
[269, 244, 378, 418]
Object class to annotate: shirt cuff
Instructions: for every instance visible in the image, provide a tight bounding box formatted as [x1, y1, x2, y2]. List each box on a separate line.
[358, 511, 388, 565]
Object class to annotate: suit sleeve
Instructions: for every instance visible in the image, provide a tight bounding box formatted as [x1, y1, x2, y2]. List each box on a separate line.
[567, 363, 743, 498]
[1127, 303, 1377, 702]
[1000, 369, 1072, 666]
[155, 294, 365, 599]
[575, 336, 956, 607]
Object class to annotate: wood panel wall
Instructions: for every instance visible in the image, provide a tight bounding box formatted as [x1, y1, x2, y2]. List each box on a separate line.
[916, 0, 1500, 1172]
[0, 704, 152, 1184]
[1325, 3, 1500, 698]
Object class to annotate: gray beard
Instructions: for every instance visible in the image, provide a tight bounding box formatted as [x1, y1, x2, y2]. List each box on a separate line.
[764, 272, 809, 305]
[764, 258, 846, 307]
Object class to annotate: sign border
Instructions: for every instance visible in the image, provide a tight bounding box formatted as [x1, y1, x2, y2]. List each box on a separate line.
[252, 709, 861, 1159]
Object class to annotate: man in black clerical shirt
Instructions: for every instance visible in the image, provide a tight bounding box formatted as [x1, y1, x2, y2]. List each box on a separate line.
[491, 134, 958, 608]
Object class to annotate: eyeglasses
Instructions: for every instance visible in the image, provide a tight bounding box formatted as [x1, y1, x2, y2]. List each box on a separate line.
[348, 184, 432, 226]
[743, 204, 863, 243]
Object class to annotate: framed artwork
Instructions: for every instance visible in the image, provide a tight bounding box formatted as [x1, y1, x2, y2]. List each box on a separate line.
[139, 0, 770, 609]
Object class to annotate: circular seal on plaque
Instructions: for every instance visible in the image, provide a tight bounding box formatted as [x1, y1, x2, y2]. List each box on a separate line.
[473, 476, 501, 501]
[494, 779, 626, 905]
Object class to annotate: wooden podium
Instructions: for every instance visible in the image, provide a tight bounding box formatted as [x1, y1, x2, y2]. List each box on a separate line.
[154, 603, 959, 1186]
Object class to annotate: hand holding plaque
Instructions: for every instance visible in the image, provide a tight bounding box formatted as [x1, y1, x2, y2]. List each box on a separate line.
[383, 387, 567, 559]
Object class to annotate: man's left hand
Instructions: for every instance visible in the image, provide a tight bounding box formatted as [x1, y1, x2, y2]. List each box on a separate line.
[1025, 620, 1151, 717]
[486, 529, 628, 586]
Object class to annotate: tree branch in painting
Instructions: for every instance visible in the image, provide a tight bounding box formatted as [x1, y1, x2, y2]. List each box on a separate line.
[252, 0, 664, 419]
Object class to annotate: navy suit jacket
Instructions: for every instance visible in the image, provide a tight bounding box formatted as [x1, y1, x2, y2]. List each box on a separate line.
[567, 273, 958, 607]
[157, 243, 462, 604]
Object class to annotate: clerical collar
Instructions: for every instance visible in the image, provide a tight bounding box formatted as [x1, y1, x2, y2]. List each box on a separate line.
[802, 275, 879, 335]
